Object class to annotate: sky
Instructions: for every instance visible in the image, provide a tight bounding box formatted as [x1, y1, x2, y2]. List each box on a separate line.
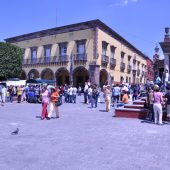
[0, 0, 170, 59]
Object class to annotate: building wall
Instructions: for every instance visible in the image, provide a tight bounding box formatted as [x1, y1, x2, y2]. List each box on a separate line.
[13, 28, 95, 73]
[11, 27, 148, 85]
[97, 29, 147, 84]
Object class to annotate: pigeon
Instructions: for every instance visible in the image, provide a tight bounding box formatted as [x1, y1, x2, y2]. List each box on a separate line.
[11, 128, 19, 135]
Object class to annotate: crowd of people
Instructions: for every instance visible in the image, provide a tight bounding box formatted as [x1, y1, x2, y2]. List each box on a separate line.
[0, 78, 170, 124]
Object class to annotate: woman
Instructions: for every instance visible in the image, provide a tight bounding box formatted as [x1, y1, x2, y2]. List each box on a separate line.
[47, 88, 60, 120]
[41, 86, 49, 120]
[104, 85, 111, 112]
[153, 85, 163, 125]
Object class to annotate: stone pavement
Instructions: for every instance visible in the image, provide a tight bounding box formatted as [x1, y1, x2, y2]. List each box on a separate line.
[0, 96, 170, 170]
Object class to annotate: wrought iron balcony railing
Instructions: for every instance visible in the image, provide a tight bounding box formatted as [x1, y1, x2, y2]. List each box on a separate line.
[110, 58, 116, 68]
[120, 62, 125, 71]
[127, 65, 132, 72]
[22, 56, 69, 65]
[74, 53, 87, 61]
[101, 55, 109, 64]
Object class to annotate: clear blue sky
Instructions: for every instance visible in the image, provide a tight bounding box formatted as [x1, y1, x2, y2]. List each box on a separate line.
[0, 0, 169, 58]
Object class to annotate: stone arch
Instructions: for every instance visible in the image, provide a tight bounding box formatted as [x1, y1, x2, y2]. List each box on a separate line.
[100, 69, 108, 87]
[73, 66, 89, 87]
[20, 70, 27, 80]
[41, 68, 54, 80]
[28, 69, 40, 79]
[55, 67, 70, 86]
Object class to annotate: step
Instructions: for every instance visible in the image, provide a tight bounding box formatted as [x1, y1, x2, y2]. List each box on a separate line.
[115, 107, 148, 119]
[124, 104, 144, 109]
[133, 100, 145, 105]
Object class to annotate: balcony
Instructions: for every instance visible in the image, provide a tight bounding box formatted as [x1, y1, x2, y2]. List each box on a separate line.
[74, 53, 87, 65]
[58, 55, 69, 62]
[127, 65, 132, 73]
[132, 68, 137, 76]
[120, 62, 125, 71]
[101, 55, 109, 66]
[22, 56, 69, 66]
[142, 71, 145, 77]
[137, 69, 140, 76]
[110, 58, 116, 68]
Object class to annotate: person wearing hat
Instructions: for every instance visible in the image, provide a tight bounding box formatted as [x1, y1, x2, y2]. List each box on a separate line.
[153, 85, 163, 125]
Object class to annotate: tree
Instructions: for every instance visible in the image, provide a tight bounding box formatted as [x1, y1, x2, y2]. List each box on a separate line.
[0, 42, 22, 80]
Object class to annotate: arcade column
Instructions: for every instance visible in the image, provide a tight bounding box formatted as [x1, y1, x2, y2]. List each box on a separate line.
[89, 64, 100, 86]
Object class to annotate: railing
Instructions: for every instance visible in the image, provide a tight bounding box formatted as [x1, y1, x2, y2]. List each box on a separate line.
[120, 62, 125, 71]
[142, 71, 145, 76]
[58, 55, 69, 62]
[101, 55, 109, 64]
[74, 53, 87, 61]
[110, 58, 116, 67]
[22, 56, 69, 65]
[127, 65, 132, 72]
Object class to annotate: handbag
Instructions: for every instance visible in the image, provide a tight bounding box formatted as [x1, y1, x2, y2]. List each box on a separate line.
[55, 96, 62, 107]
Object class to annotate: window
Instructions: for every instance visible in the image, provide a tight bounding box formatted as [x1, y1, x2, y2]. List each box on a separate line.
[102, 41, 108, 56]
[59, 43, 67, 56]
[77, 42, 85, 54]
[120, 76, 124, 83]
[133, 60, 136, 70]
[44, 45, 51, 63]
[121, 52, 125, 63]
[129, 77, 131, 83]
[44, 45, 51, 58]
[31, 47, 37, 63]
[126, 76, 128, 83]
[110, 46, 116, 58]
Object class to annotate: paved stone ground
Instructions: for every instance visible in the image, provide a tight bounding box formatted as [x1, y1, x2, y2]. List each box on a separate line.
[0, 96, 170, 170]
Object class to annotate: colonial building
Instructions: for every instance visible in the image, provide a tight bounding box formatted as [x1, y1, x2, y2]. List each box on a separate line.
[5, 19, 149, 87]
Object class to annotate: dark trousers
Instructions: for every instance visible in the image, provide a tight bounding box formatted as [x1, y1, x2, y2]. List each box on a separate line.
[17, 95, 21, 103]
[91, 96, 98, 108]
[72, 95, 76, 103]
[41, 103, 48, 119]
[84, 92, 88, 103]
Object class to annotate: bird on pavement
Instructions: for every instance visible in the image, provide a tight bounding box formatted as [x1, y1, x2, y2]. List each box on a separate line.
[11, 128, 19, 135]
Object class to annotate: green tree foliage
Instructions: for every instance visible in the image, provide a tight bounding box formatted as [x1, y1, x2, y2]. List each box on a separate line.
[0, 42, 22, 79]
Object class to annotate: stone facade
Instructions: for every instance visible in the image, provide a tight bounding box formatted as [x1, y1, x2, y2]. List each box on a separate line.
[5, 19, 149, 86]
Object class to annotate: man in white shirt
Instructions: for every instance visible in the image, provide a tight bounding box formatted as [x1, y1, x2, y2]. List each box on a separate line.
[72, 87, 77, 103]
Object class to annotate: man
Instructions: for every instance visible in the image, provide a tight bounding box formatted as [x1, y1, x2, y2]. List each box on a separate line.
[72, 86, 77, 104]
[84, 82, 88, 104]
[112, 84, 120, 106]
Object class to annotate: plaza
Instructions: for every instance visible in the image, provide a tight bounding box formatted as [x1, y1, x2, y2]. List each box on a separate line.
[0, 96, 170, 170]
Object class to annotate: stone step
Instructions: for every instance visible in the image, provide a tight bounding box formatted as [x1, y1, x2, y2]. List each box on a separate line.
[133, 100, 145, 105]
[124, 104, 144, 109]
[115, 107, 148, 119]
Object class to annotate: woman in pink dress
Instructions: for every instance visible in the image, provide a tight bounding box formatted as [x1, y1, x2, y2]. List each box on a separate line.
[41, 86, 49, 120]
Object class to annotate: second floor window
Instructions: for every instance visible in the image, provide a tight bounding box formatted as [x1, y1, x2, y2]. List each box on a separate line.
[110, 46, 115, 58]
[31, 47, 37, 59]
[121, 52, 125, 63]
[102, 41, 108, 56]
[59, 43, 67, 56]
[77, 41, 85, 54]
[44, 45, 51, 58]
[133, 60, 136, 69]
